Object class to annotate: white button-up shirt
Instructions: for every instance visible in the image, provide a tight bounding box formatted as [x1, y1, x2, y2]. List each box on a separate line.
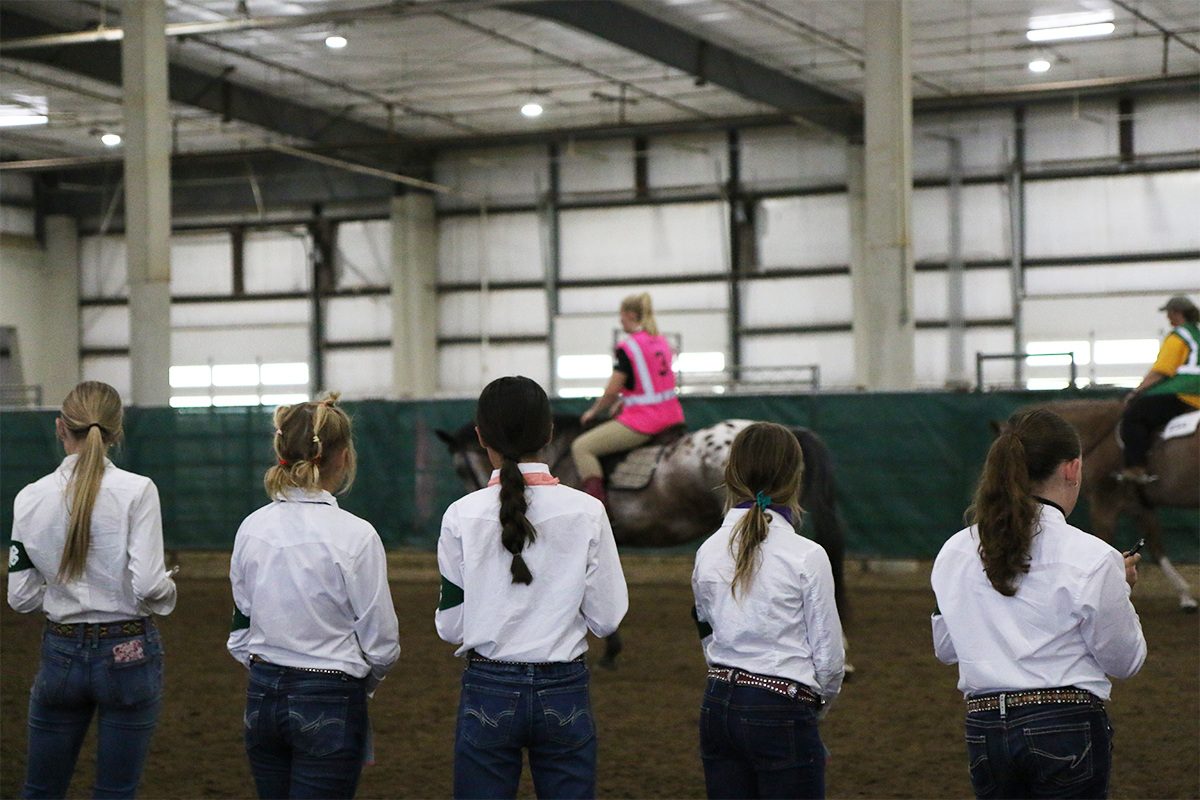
[692, 508, 845, 703]
[8, 455, 177, 623]
[435, 463, 628, 662]
[931, 502, 1146, 700]
[226, 488, 400, 690]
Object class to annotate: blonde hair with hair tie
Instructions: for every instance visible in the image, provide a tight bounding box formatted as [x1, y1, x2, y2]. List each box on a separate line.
[58, 381, 124, 583]
[264, 392, 357, 498]
[620, 292, 659, 336]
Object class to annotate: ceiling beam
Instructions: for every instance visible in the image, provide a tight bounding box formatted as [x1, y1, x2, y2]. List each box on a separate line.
[0, 9, 421, 171]
[508, 0, 862, 138]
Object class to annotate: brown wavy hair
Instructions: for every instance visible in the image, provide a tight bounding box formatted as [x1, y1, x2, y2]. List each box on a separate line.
[57, 381, 124, 582]
[263, 392, 356, 498]
[723, 422, 804, 598]
[968, 407, 1080, 596]
[475, 376, 553, 585]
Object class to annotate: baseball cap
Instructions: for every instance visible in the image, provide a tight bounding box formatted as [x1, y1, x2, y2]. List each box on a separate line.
[1160, 295, 1198, 314]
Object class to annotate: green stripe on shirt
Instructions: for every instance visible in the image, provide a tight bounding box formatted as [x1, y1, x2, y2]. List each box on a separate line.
[8, 541, 34, 572]
[230, 606, 250, 632]
[439, 576, 464, 610]
[691, 606, 713, 639]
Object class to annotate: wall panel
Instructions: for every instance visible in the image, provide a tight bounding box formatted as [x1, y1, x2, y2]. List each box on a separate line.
[649, 132, 728, 190]
[81, 305, 128, 349]
[559, 139, 634, 196]
[1135, 94, 1200, 155]
[170, 326, 308, 367]
[434, 146, 547, 209]
[171, 233, 232, 297]
[325, 348, 393, 399]
[913, 108, 1014, 178]
[327, 295, 392, 342]
[741, 332, 854, 388]
[741, 275, 851, 328]
[438, 212, 543, 283]
[739, 128, 847, 190]
[559, 202, 727, 279]
[438, 290, 547, 338]
[336, 220, 390, 289]
[1024, 261, 1200, 297]
[1025, 172, 1200, 258]
[558, 282, 728, 316]
[1025, 99, 1119, 164]
[438, 342, 550, 396]
[81, 355, 130, 400]
[914, 269, 1012, 320]
[912, 183, 1010, 262]
[80, 236, 127, 298]
[244, 231, 310, 293]
[756, 195, 851, 269]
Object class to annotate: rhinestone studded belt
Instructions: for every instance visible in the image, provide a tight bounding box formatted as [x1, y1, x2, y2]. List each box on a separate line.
[708, 666, 822, 705]
[47, 619, 147, 638]
[250, 654, 349, 677]
[466, 649, 586, 666]
[967, 687, 1099, 714]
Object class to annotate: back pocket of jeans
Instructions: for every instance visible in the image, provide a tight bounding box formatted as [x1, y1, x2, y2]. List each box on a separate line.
[1024, 722, 1093, 788]
[287, 695, 349, 758]
[106, 642, 163, 708]
[742, 719, 800, 769]
[460, 683, 521, 749]
[537, 684, 594, 748]
[965, 732, 997, 796]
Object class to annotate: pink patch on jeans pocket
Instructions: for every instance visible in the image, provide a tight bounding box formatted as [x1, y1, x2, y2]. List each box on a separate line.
[112, 639, 145, 663]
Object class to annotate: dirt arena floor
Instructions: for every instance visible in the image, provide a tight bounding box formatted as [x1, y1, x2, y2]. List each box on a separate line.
[2, 553, 1196, 799]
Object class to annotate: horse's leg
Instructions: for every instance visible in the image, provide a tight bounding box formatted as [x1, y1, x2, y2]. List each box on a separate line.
[1133, 502, 1199, 613]
[598, 629, 623, 670]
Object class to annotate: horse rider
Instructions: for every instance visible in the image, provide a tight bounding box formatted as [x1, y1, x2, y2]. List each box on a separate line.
[1117, 295, 1200, 485]
[573, 293, 685, 506]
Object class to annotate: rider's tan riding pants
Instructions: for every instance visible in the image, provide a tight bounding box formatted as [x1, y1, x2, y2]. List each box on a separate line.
[571, 420, 651, 481]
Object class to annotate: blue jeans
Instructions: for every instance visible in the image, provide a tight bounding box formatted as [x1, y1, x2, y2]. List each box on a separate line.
[23, 621, 164, 799]
[700, 677, 826, 799]
[243, 662, 369, 799]
[964, 702, 1113, 799]
[454, 659, 597, 799]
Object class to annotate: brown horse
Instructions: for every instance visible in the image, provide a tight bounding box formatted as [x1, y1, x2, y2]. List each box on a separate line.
[437, 414, 848, 666]
[1035, 399, 1198, 611]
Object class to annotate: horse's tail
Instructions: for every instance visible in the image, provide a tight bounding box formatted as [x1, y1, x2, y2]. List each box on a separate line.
[791, 426, 849, 622]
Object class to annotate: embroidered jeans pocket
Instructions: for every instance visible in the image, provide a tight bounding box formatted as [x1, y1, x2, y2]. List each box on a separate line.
[1024, 722, 1093, 789]
[287, 695, 349, 758]
[537, 684, 595, 748]
[459, 683, 521, 749]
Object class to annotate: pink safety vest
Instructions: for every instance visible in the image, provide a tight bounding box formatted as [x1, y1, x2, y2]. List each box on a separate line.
[615, 330, 686, 434]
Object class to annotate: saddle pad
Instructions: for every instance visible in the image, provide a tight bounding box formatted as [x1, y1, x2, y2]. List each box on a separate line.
[608, 445, 665, 491]
[1162, 409, 1200, 441]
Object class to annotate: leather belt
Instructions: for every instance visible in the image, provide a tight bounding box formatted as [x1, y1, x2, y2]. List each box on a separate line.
[47, 619, 147, 638]
[708, 666, 821, 705]
[967, 687, 1099, 714]
[467, 649, 585, 666]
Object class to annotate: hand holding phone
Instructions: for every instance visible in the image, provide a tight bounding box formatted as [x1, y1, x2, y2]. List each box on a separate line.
[1125, 539, 1145, 558]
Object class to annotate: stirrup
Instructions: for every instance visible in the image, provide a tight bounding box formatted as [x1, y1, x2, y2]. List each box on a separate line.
[1113, 469, 1159, 486]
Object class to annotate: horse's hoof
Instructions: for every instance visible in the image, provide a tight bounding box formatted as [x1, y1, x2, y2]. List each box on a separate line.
[1181, 598, 1199, 614]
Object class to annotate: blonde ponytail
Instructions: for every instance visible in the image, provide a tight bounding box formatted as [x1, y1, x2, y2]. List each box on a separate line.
[620, 292, 659, 336]
[264, 392, 357, 498]
[58, 382, 124, 583]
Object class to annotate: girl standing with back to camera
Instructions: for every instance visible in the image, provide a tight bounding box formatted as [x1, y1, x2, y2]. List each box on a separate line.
[8, 381, 177, 799]
[227, 394, 399, 799]
[436, 376, 628, 799]
[692, 422, 844, 800]
[931, 407, 1146, 799]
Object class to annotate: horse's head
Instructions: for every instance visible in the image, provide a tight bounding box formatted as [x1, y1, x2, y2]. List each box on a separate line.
[434, 412, 586, 495]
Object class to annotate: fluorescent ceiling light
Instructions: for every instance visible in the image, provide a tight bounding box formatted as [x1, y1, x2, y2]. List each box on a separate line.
[1028, 60, 1052, 72]
[1029, 10, 1115, 29]
[0, 94, 48, 127]
[1027, 22, 1114, 41]
[521, 102, 543, 118]
[325, 35, 347, 48]
[101, 133, 122, 146]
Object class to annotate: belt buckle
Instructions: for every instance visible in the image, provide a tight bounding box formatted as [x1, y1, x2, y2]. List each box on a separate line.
[786, 682, 798, 699]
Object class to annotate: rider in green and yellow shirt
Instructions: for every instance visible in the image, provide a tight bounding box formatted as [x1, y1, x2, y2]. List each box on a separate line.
[1118, 295, 1200, 485]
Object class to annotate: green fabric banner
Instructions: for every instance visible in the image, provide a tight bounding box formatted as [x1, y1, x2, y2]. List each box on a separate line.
[2, 390, 1196, 561]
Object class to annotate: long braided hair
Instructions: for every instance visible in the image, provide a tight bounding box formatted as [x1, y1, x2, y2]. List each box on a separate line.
[969, 407, 1080, 596]
[263, 392, 356, 498]
[57, 381, 124, 582]
[475, 376, 553, 585]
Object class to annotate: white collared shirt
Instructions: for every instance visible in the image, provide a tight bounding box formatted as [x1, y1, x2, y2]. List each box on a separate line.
[692, 508, 845, 702]
[435, 463, 629, 662]
[226, 488, 400, 689]
[8, 455, 177, 623]
[930, 503, 1146, 700]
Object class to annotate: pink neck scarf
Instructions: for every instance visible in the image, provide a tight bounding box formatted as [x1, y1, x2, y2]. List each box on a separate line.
[487, 471, 560, 487]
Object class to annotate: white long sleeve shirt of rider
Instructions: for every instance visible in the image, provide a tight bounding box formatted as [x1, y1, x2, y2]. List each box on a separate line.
[435, 463, 629, 662]
[692, 508, 846, 704]
[226, 488, 400, 692]
[8, 455, 177, 622]
[930, 502, 1146, 700]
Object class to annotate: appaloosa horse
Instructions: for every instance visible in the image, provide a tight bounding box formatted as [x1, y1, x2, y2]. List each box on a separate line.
[1031, 399, 1198, 611]
[437, 415, 848, 666]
